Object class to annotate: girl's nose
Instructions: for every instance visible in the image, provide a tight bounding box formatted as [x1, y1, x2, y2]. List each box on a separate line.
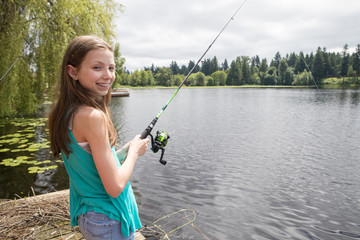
[103, 69, 113, 79]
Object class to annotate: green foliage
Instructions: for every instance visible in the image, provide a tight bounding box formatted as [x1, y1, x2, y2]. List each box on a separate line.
[135, 42, 359, 88]
[211, 71, 227, 86]
[155, 67, 172, 86]
[293, 70, 314, 86]
[241, 56, 251, 84]
[226, 60, 240, 85]
[0, 0, 123, 117]
[172, 74, 184, 86]
[193, 72, 206, 86]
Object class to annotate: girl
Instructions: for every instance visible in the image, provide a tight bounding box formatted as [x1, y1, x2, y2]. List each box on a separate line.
[48, 35, 149, 240]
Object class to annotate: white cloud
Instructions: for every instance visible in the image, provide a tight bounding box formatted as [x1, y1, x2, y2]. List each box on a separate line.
[114, 0, 360, 71]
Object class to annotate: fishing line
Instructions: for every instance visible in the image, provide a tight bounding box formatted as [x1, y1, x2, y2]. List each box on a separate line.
[299, 54, 320, 90]
[299, 54, 328, 100]
[0, 38, 35, 82]
[141, 0, 248, 164]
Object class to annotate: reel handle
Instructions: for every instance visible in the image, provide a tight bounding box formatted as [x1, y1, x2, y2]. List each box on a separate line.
[159, 149, 167, 165]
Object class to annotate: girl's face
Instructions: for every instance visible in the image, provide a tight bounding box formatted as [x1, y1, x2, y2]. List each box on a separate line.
[68, 48, 115, 99]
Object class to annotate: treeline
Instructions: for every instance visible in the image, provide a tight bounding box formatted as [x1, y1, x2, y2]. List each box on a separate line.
[115, 44, 360, 87]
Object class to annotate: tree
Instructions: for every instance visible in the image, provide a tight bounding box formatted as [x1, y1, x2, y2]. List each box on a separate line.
[226, 60, 241, 85]
[278, 58, 288, 85]
[287, 52, 297, 68]
[258, 58, 268, 85]
[0, 0, 122, 117]
[172, 74, 183, 86]
[273, 52, 282, 69]
[187, 60, 200, 74]
[353, 44, 360, 83]
[170, 61, 180, 75]
[264, 66, 277, 85]
[295, 52, 307, 73]
[155, 67, 172, 86]
[194, 72, 206, 86]
[211, 71, 227, 86]
[221, 59, 229, 70]
[129, 70, 140, 86]
[113, 43, 126, 88]
[341, 44, 349, 77]
[293, 70, 313, 86]
[201, 58, 211, 76]
[241, 56, 251, 84]
[312, 47, 325, 83]
[209, 56, 219, 75]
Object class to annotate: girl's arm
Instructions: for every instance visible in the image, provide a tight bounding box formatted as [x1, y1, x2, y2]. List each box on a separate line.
[73, 107, 149, 198]
[116, 141, 131, 160]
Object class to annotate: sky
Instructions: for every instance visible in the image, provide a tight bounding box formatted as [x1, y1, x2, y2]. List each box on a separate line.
[114, 0, 360, 72]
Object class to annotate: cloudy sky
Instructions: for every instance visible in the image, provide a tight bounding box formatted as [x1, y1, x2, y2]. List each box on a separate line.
[114, 0, 360, 71]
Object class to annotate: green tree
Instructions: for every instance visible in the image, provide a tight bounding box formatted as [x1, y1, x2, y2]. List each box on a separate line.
[0, 0, 122, 117]
[211, 70, 227, 86]
[285, 68, 295, 85]
[352, 44, 360, 83]
[172, 74, 183, 86]
[206, 77, 214, 86]
[129, 70, 140, 87]
[170, 61, 180, 75]
[278, 58, 288, 85]
[241, 56, 251, 84]
[287, 52, 297, 68]
[113, 43, 126, 88]
[193, 72, 206, 86]
[272, 52, 281, 69]
[155, 67, 172, 86]
[226, 60, 241, 85]
[209, 56, 219, 75]
[312, 47, 325, 83]
[294, 52, 307, 73]
[258, 58, 268, 85]
[221, 59, 229, 70]
[201, 58, 211, 76]
[264, 66, 277, 85]
[293, 70, 313, 86]
[187, 60, 200, 74]
[341, 44, 349, 77]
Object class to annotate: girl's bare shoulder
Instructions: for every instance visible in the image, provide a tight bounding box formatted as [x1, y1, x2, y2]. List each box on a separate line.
[75, 106, 106, 126]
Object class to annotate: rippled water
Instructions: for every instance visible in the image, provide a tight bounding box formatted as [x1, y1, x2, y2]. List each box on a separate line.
[1, 88, 359, 239]
[110, 88, 360, 239]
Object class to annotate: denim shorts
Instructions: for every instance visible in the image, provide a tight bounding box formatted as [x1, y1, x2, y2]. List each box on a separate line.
[78, 211, 134, 240]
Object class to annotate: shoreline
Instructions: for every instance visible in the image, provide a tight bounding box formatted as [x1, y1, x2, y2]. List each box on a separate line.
[123, 83, 360, 90]
[0, 189, 146, 240]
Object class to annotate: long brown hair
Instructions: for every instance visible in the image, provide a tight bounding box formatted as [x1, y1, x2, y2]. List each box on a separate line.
[48, 35, 117, 157]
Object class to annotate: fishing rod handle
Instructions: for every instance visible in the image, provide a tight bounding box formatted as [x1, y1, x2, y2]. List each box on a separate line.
[141, 117, 158, 139]
[141, 128, 151, 139]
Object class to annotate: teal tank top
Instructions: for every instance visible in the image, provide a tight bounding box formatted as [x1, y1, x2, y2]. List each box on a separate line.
[62, 129, 141, 237]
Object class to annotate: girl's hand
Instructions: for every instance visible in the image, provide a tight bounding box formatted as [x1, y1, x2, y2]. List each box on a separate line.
[128, 135, 149, 157]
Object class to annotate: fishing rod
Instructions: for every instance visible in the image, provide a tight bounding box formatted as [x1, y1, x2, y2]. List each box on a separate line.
[141, 0, 248, 165]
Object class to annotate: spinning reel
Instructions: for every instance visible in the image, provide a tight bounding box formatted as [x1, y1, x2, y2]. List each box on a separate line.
[149, 131, 170, 165]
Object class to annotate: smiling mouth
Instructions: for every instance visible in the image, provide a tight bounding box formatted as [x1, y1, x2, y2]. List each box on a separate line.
[97, 83, 111, 89]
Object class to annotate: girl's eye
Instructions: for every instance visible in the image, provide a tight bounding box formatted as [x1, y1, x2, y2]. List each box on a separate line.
[109, 67, 115, 71]
[93, 66, 101, 70]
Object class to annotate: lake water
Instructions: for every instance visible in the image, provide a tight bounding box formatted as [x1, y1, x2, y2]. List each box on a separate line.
[1, 88, 360, 239]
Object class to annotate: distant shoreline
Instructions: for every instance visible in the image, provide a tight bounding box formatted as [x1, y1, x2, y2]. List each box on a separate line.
[122, 84, 360, 90]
